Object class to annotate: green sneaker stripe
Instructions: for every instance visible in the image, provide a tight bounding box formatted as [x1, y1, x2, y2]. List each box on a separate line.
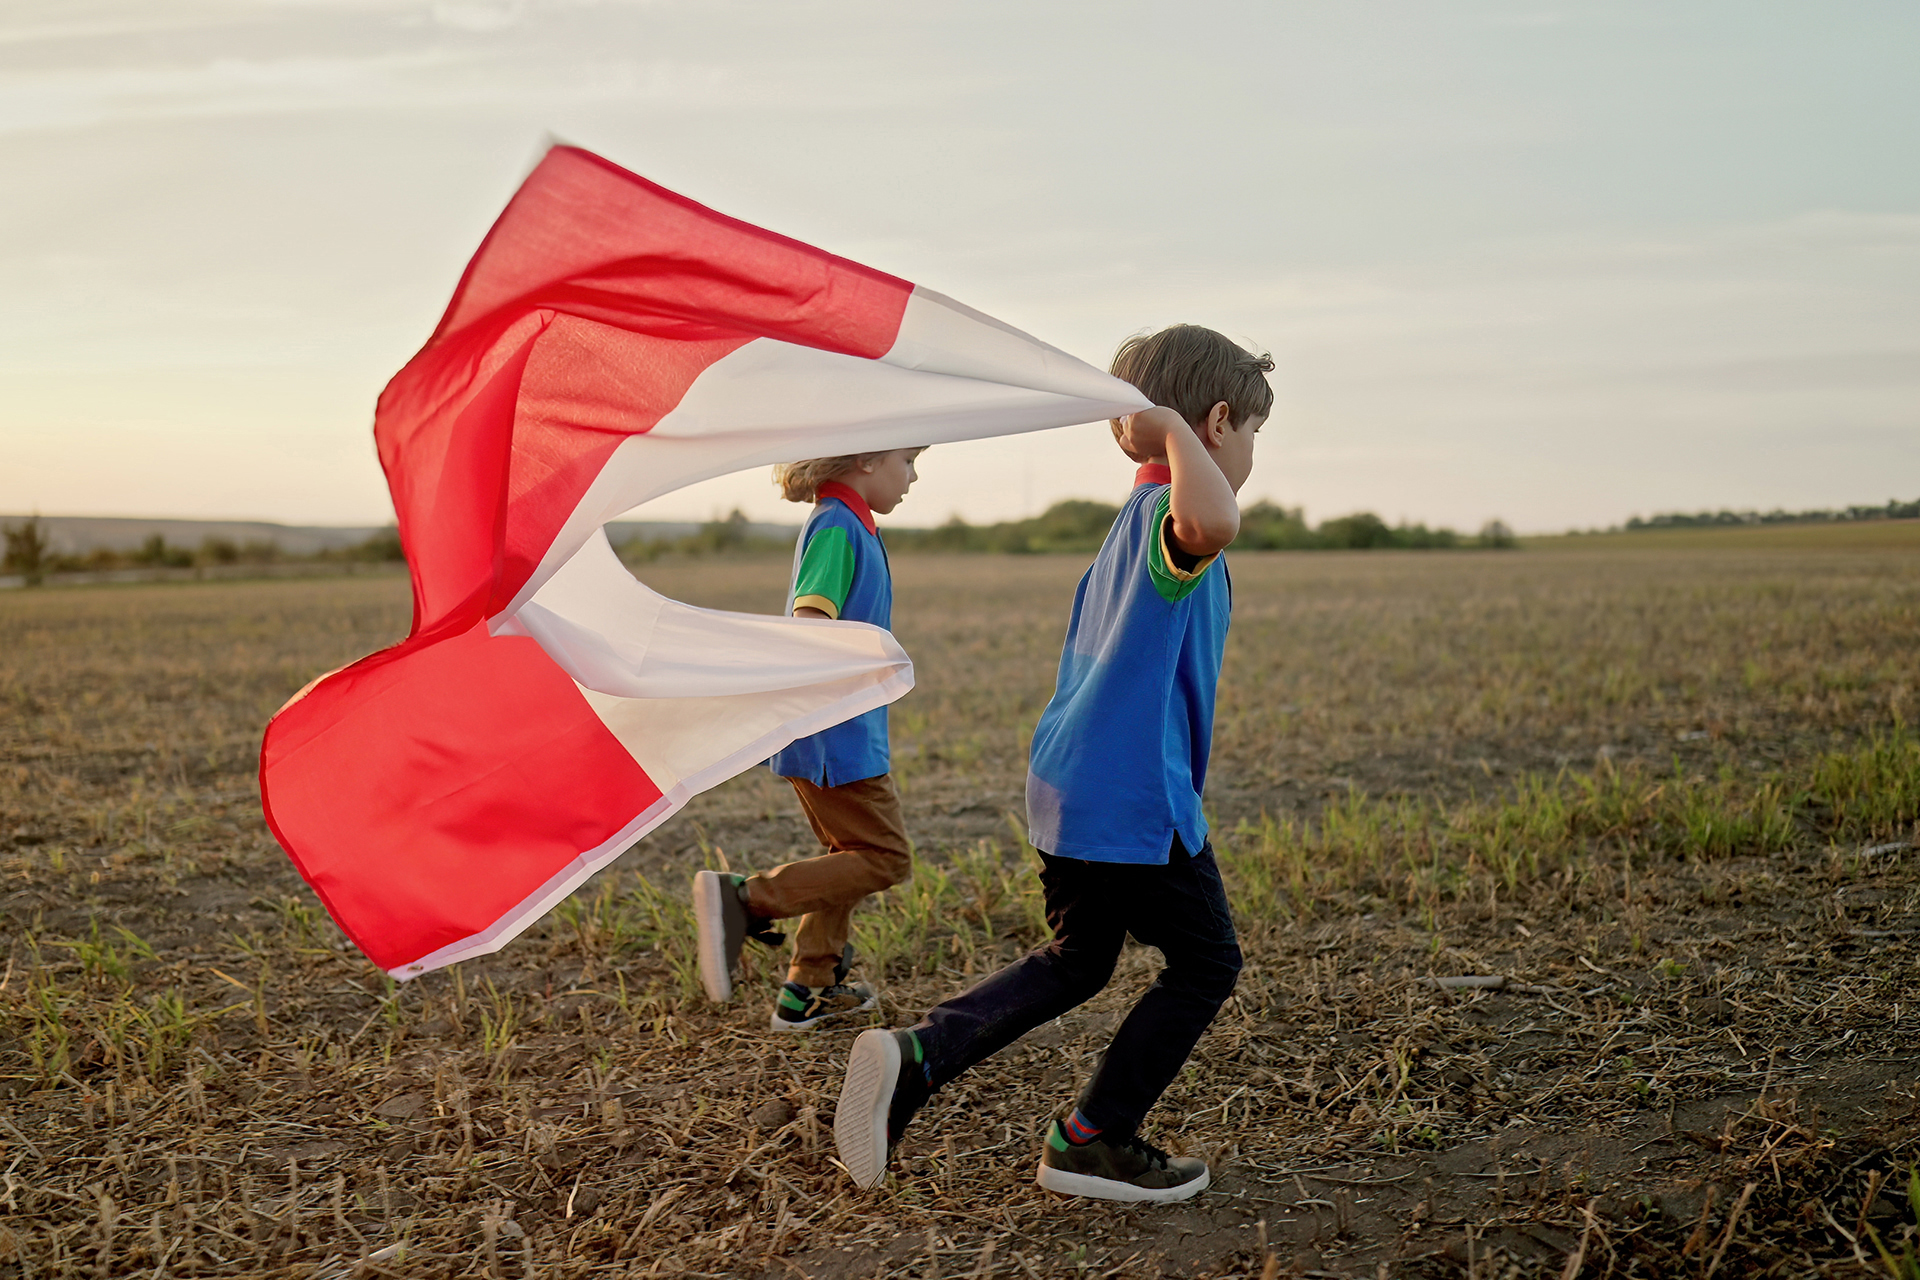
[1047, 1122, 1068, 1152]
[778, 989, 808, 1011]
[906, 1029, 925, 1063]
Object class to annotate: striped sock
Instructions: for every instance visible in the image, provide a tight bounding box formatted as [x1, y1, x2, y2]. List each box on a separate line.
[1062, 1109, 1101, 1145]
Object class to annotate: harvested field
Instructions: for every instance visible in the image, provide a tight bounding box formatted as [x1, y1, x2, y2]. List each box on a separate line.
[2, 533, 1918, 1278]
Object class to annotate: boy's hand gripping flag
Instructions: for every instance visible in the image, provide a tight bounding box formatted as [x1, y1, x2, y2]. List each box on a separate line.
[259, 146, 1151, 977]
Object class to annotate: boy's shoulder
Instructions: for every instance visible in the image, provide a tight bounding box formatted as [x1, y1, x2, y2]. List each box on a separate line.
[1098, 476, 1169, 549]
[1091, 479, 1221, 607]
[809, 484, 879, 541]
[798, 504, 871, 557]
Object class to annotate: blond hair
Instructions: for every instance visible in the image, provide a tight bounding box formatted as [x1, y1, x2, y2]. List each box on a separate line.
[774, 448, 927, 502]
[773, 456, 857, 503]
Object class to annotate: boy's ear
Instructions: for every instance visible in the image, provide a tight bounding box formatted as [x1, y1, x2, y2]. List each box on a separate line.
[1201, 401, 1232, 448]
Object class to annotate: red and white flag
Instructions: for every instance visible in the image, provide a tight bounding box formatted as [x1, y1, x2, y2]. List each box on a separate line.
[260, 146, 1150, 977]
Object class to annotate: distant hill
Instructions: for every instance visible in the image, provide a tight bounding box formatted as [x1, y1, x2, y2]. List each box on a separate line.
[0, 515, 799, 556]
[1, 516, 384, 557]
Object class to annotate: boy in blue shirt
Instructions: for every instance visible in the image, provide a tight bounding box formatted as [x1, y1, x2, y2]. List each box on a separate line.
[694, 448, 922, 1031]
[834, 325, 1272, 1201]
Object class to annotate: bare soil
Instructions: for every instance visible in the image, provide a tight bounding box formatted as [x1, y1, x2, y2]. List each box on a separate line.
[1, 542, 1917, 1278]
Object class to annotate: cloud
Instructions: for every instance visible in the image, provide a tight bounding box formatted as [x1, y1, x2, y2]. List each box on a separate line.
[431, 1, 523, 33]
[0, 1, 999, 137]
[2, 1, 1915, 529]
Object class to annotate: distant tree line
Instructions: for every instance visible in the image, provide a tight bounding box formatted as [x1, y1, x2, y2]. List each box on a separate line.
[886, 500, 1516, 553]
[884, 501, 1129, 554]
[1, 517, 404, 587]
[615, 509, 795, 564]
[1625, 497, 1920, 531]
[1235, 503, 1515, 551]
[2, 518, 51, 586]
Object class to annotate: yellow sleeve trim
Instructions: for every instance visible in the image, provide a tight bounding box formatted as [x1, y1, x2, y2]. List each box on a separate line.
[792, 594, 841, 619]
[1159, 515, 1218, 581]
[1149, 506, 1218, 603]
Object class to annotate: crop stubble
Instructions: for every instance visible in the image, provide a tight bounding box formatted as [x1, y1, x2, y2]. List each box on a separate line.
[1, 537, 1917, 1278]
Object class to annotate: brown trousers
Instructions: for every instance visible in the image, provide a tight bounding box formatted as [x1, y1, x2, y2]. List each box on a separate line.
[744, 773, 912, 988]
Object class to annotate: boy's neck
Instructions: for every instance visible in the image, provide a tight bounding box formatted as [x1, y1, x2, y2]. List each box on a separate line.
[816, 480, 878, 533]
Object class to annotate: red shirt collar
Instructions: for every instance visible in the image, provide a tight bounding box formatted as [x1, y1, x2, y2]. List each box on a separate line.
[815, 480, 877, 534]
[1134, 462, 1172, 487]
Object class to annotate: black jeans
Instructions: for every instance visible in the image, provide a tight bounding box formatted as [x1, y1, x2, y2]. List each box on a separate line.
[910, 836, 1242, 1138]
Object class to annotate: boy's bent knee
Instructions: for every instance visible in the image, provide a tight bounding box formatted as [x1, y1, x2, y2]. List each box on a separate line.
[1172, 941, 1241, 1005]
[1040, 941, 1120, 1000]
[865, 844, 912, 888]
[1217, 942, 1244, 995]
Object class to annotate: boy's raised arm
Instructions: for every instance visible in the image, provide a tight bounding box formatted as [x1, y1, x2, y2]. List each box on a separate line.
[1118, 407, 1240, 558]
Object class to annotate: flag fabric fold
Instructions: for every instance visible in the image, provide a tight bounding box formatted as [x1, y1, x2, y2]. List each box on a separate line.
[259, 145, 1151, 977]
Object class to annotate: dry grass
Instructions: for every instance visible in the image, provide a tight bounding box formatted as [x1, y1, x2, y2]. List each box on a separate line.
[1, 541, 1918, 1279]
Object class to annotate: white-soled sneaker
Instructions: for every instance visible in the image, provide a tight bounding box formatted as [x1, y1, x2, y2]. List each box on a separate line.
[1035, 1120, 1210, 1203]
[770, 979, 877, 1031]
[691, 870, 781, 1003]
[834, 1028, 932, 1189]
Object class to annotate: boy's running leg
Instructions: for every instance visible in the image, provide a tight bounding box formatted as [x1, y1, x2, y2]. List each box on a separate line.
[771, 906, 878, 1031]
[1075, 839, 1241, 1135]
[1036, 838, 1240, 1201]
[836, 1027, 931, 1189]
[693, 871, 783, 1003]
[754, 775, 907, 1026]
[789, 902, 856, 986]
[910, 853, 1128, 1083]
[748, 775, 913, 936]
[749, 776, 911, 944]
[836, 854, 1126, 1186]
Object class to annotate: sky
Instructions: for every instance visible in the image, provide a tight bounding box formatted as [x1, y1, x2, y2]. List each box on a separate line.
[2, 0, 1916, 533]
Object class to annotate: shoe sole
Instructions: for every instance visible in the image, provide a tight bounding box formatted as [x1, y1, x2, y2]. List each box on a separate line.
[692, 871, 732, 1004]
[1035, 1162, 1211, 1203]
[834, 1029, 900, 1189]
[769, 990, 877, 1033]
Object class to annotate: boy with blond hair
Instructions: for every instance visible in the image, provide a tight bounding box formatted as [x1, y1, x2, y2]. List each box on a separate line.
[694, 448, 923, 1031]
[834, 325, 1272, 1201]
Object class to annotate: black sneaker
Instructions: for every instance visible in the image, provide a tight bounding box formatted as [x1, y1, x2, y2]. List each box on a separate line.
[772, 943, 876, 1031]
[834, 1028, 933, 1188]
[693, 870, 783, 1003]
[770, 979, 877, 1031]
[1036, 1120, 1210, 1202]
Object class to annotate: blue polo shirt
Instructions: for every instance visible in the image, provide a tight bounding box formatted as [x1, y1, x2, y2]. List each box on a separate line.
[1025, 463, 1232, 863]
[768, 482, 894, 786]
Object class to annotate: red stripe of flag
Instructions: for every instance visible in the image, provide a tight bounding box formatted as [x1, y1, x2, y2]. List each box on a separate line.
[264, 146, 913, 973]
[263, 622, 659, 973]
[382, 145, 914, 635]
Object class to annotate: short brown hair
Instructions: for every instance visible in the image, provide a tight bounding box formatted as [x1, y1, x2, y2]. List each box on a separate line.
[1110, 325, 1274, 430]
